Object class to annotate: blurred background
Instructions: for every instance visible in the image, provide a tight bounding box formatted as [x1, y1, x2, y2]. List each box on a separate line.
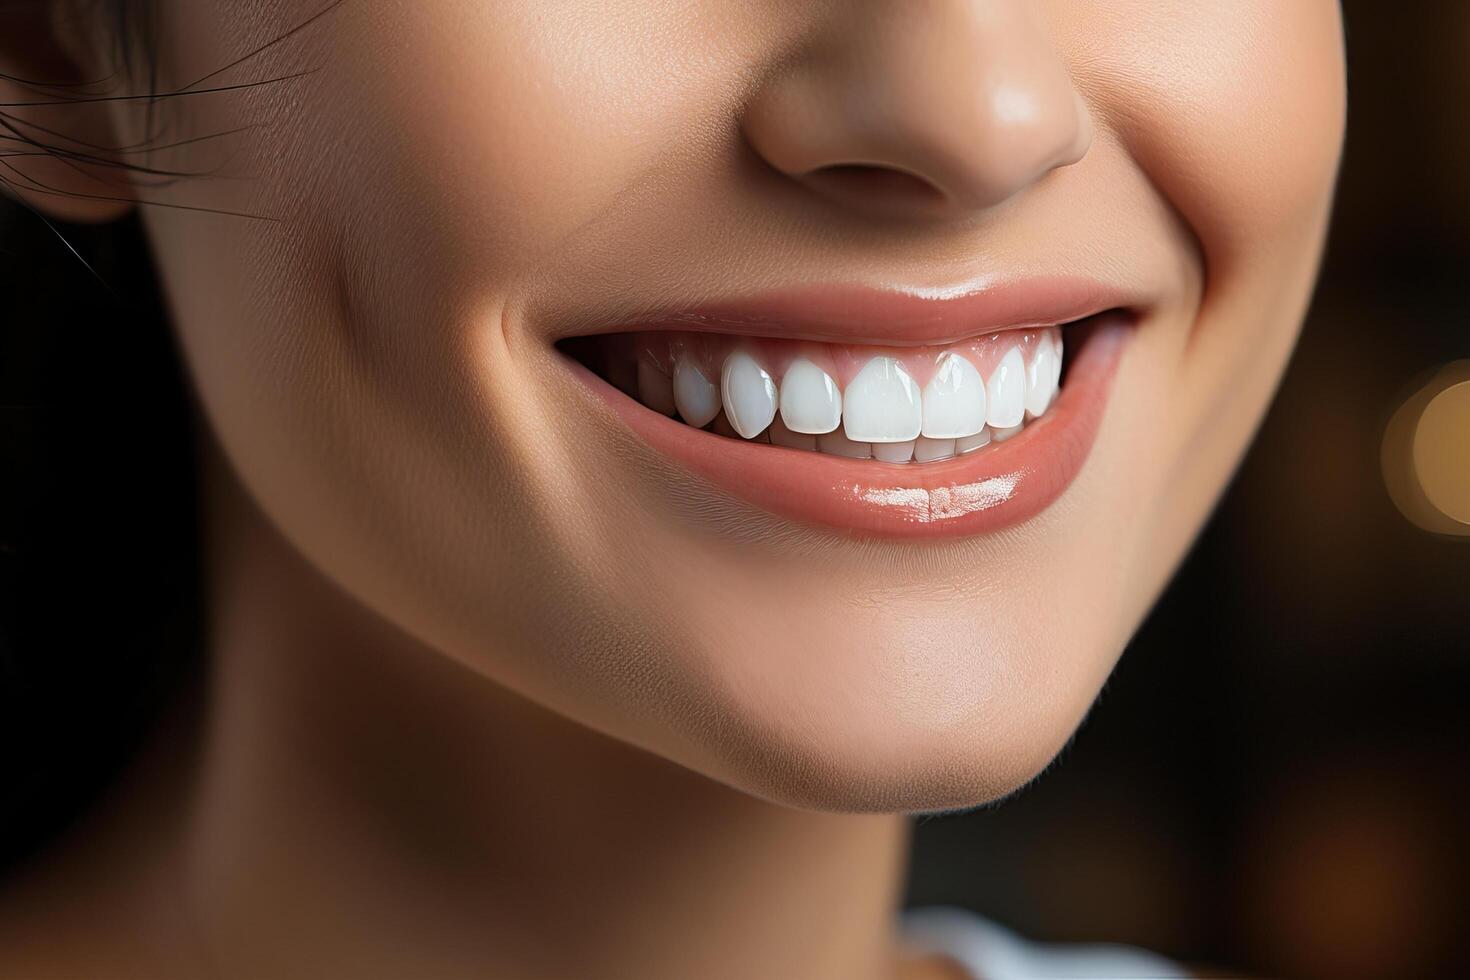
[2, 2, 1466, 978]
[908, 4, 1470, 978]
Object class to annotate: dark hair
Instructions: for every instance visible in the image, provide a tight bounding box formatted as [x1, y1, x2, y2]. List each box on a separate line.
[0, 213, 198, 874]
[0, 0, 198, 874]
[0, 0, 333, 873]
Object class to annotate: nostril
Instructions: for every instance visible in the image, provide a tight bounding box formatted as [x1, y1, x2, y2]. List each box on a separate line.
[803, 164, 948, 210]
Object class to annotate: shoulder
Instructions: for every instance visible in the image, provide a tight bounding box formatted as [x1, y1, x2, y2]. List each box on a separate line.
[902, 905, 1198, 980]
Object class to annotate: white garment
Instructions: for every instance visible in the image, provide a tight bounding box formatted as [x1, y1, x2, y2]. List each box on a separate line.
[902, 906, 1189, 980]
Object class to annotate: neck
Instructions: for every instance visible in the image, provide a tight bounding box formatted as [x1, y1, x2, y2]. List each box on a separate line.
[177, 443, 916, 980]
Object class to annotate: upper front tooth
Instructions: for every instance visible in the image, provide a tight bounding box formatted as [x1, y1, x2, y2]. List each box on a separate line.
[843, 356, 922, 443]
[672, 357, 720, 428]
[985, 346, 1026, 429]
[721, 351, 778, 439]
[779, 358, 842, 434]
[637, 359, 678, 417]
[921, 353, 987, 439]
[1025, 337, 1058, 419]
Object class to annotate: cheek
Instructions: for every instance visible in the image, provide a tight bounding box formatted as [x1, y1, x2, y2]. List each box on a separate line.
[1060, 1, 1346, 635]
[995, 1, 1349, 673]
[1063, 0, 1346, 267]
[326, 1, 744, 268]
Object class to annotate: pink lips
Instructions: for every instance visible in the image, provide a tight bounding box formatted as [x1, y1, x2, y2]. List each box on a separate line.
[565, 281, 1135, 539]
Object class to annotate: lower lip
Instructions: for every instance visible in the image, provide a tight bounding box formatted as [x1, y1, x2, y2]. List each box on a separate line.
[569, 316, 1130, 539]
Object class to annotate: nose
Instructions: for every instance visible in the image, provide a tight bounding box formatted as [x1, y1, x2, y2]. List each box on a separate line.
[741, 1, 1092, 219]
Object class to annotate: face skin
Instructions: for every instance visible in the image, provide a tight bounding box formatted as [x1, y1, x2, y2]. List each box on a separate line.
[0, 2, 1346, 975]
[5, 0, 1344, 812]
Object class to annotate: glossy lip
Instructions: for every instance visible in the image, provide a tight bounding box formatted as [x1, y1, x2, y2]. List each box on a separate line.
[558, 276, 1140, 347]
[563, 304, 1134, 540]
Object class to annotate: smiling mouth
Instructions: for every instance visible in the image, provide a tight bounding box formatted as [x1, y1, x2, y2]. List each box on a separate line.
[566, 324, 1064, 461]
[556, 280, 1139, 538]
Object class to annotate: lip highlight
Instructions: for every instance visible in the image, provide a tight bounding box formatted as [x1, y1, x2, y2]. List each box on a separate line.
[567, 309, 1131, 539]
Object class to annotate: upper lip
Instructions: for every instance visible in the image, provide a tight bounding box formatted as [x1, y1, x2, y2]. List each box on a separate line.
[558, 275, 1141, 347]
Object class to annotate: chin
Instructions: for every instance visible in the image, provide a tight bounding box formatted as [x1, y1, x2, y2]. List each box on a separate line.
[631, 597, 1125, 814]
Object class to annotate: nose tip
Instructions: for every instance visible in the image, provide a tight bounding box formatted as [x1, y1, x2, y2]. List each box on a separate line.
[962, 83, 1093, 206]
[742, 2, 1092, 219]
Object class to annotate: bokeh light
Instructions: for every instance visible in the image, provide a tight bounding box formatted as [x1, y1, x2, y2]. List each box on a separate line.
[1383, 362, 1470, 537]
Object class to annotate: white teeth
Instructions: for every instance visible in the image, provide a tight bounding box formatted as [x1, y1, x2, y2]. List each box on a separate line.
[985, 346, 1026, 429]
[768, 415, 816, 450]
[817, 429, 872, 459]
[921, 353, 987, 439]
[1025, 337, 1058, 419]
[615, 329, 1062, 461]
[914, 436, 956, 462]
[637, 360, 678, 417]
[843, 356, 922, 443]
[779, 358, 842, 434]
[672, 357, 720, 428]
[956, 428, 992, 454]
[720, 351, 778, 439]
[873, 440, 915, 463]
